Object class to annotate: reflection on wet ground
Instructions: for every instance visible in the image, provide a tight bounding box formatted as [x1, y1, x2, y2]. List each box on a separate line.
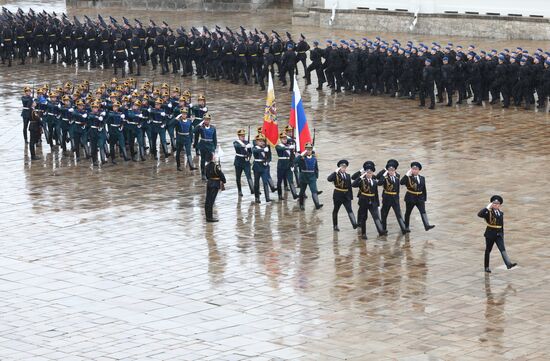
[0, 1, 549, 359]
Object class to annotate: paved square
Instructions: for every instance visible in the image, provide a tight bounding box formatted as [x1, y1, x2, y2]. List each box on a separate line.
[1, 2, 550, 360]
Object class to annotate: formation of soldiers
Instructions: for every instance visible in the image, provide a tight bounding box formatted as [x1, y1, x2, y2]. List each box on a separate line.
[4, 7, 550, 109]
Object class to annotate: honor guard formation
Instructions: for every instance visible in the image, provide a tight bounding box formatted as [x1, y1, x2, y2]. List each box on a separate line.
[2, 7, 550, 110]
[10, 6, 520, 272]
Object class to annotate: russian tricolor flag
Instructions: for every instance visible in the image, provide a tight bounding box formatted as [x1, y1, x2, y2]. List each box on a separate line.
[289, 75, 311, 153]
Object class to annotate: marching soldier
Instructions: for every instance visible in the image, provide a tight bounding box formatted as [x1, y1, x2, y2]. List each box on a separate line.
[148, 98, 171, 159]
[204, 152, 226, 222]
[327, 159, 357, 231]
[125, 99, 147, 161]
[352, 161, 387, 239]
[175, 106, 197, 171]
[275, 132, 299, 201]
[477, 195, 517, 273]
[28, 106, 42, 160]
[400, 161, 435, 231]
[295, 142, 323, 210]
[252, 134, 273, 203]
[194, 113, 217, 180]
[377, 159, 409, 234]
[106, 101, 130, 163]
[233, 129, 254, 197]
[87, 101, 106, 166]
[306, 41, 325, 89]
[295, 33, 310, 76]
[21, 86, 33, 144]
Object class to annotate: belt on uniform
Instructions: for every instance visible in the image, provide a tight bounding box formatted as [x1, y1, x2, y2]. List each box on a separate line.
[236, 154, 247, 157]
[254, 159, 266, 162]
[74, 121, 83, 125]
[127, 121, 138, 125]
[102, 40, 108, 42]
[133, 46, 139, 49]
[88, 38, 95, 41]
[26, 31, 32, 33]
[36, 34, 43, 37]
[75, 37, 82, 40]
[486, 224, 502, 229]
[157, 45, 165, 47]
[302, 170, 315, 173]
[407, 190, 423, 195]
[225, 52, 232, 54]
[17, 36, 24, 39]
[274, 52, 281, 55]
[201, 139, 213, 142]
[298, 51, 306, 53]
[361, 192, 375, 196]
[335, 188, 348, 192]
[278, 157, 289, 160]
[384, 191, 398, 195]
[91, 126, 100, 129]
[22, 107, 30, 110]
[209, 177, 220, 180]
[178, 47, 185, 49]
[62, 118, 69, 121]
[152, 120, 162, 124]
[4, 39, 11, 42]
[250, 54, 257, 56]
[50, 34, 57, 37]
[177, 132, 189, 135]
[46, 112, 55, 116]
[116, 50, 125, 53]
[239, 54, 246, 57]
[212, 50, 218, 53]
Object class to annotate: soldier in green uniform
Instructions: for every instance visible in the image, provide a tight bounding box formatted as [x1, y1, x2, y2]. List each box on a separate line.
[295, 142, 323, 210]
[233, 129, 254, 197]
[275, 132, 299, 201]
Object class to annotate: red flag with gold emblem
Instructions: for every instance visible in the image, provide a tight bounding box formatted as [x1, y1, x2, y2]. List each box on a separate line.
[262, 72, 279, 145]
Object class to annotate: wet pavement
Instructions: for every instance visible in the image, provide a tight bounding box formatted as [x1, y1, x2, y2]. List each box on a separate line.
[1, 1, 550, 360]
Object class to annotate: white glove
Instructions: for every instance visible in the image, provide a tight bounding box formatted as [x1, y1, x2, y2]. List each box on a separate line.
[406, 169, 412, 177]
[102, 102, 106, 106]
[263, 147, 269, 152]
[383, 170, 388, 177]
[161, 112, 166, 117]
[100, 111, 106, 116]
[120, 114, 125, 119]
[486, 203, 493, 210]
[201, 107, 208, 112]
[138, 114, 144, 118]
[99, 116, 103, 121]
[335, 168, 340, 173]
[69, 108, 74, 112]
[57, 104, 62, 109]
[148, 107, 152, 112]
[81, 113, 87, 118]
[168, 103, 173, 108]
[301, 151, 307, 156]
[161, 124, 165, 128]
[245, 143, 252, 149]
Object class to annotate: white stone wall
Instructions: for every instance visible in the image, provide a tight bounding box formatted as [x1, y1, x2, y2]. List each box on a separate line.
[326, 0, 550, 18]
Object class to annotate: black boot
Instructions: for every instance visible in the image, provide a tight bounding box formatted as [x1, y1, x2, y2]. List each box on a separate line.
[398, 217, 410, 234]
[375, 219, 388, 236]
[421, 213, 435, 231]
[348, 212, 358, 229]
[299, 195, 305, 210]
[264, 184, 271, 203]
[277, 188, 283, 201]
[501, 251, 517, 269]
[236, 179, 243, 197]
[247, 176, 255, 195]
[312, 192, 323, 210]
[187, 155, 197, 170]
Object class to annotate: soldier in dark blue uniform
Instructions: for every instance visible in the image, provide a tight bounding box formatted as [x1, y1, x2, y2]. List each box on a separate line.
[377, 159, 408, 234]
[295, 142, 323, 210]
[175, 105, 197, 171]
[58, 95, 73, 153]
[148, 98, 170, 159]
[106, 101, 130, 163]
[352, 161, 386, 239]
[306, 41, 325, 89]
[204, 152, 226, 222]
[327, 159, 357, 231]
[125, 99, 146, 161]
[87, 101, 106, 166]
[477, 195, 517, 273]
[233, 129, 254, 197]
[252, 134, 273, 203]
[194, 113, 217, 180]
[400, 161, 435, 232]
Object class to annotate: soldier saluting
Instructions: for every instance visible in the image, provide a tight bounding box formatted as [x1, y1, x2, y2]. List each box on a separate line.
[477, 195, 517, 273]
[377, 159, 409, 234]
[352, 161, 386, 239]
[400, 161, 435, 231]
[327, 159, 357, 231]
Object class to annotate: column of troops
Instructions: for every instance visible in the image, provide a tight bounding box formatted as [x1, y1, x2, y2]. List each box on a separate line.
[3, 8, 550, 109]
